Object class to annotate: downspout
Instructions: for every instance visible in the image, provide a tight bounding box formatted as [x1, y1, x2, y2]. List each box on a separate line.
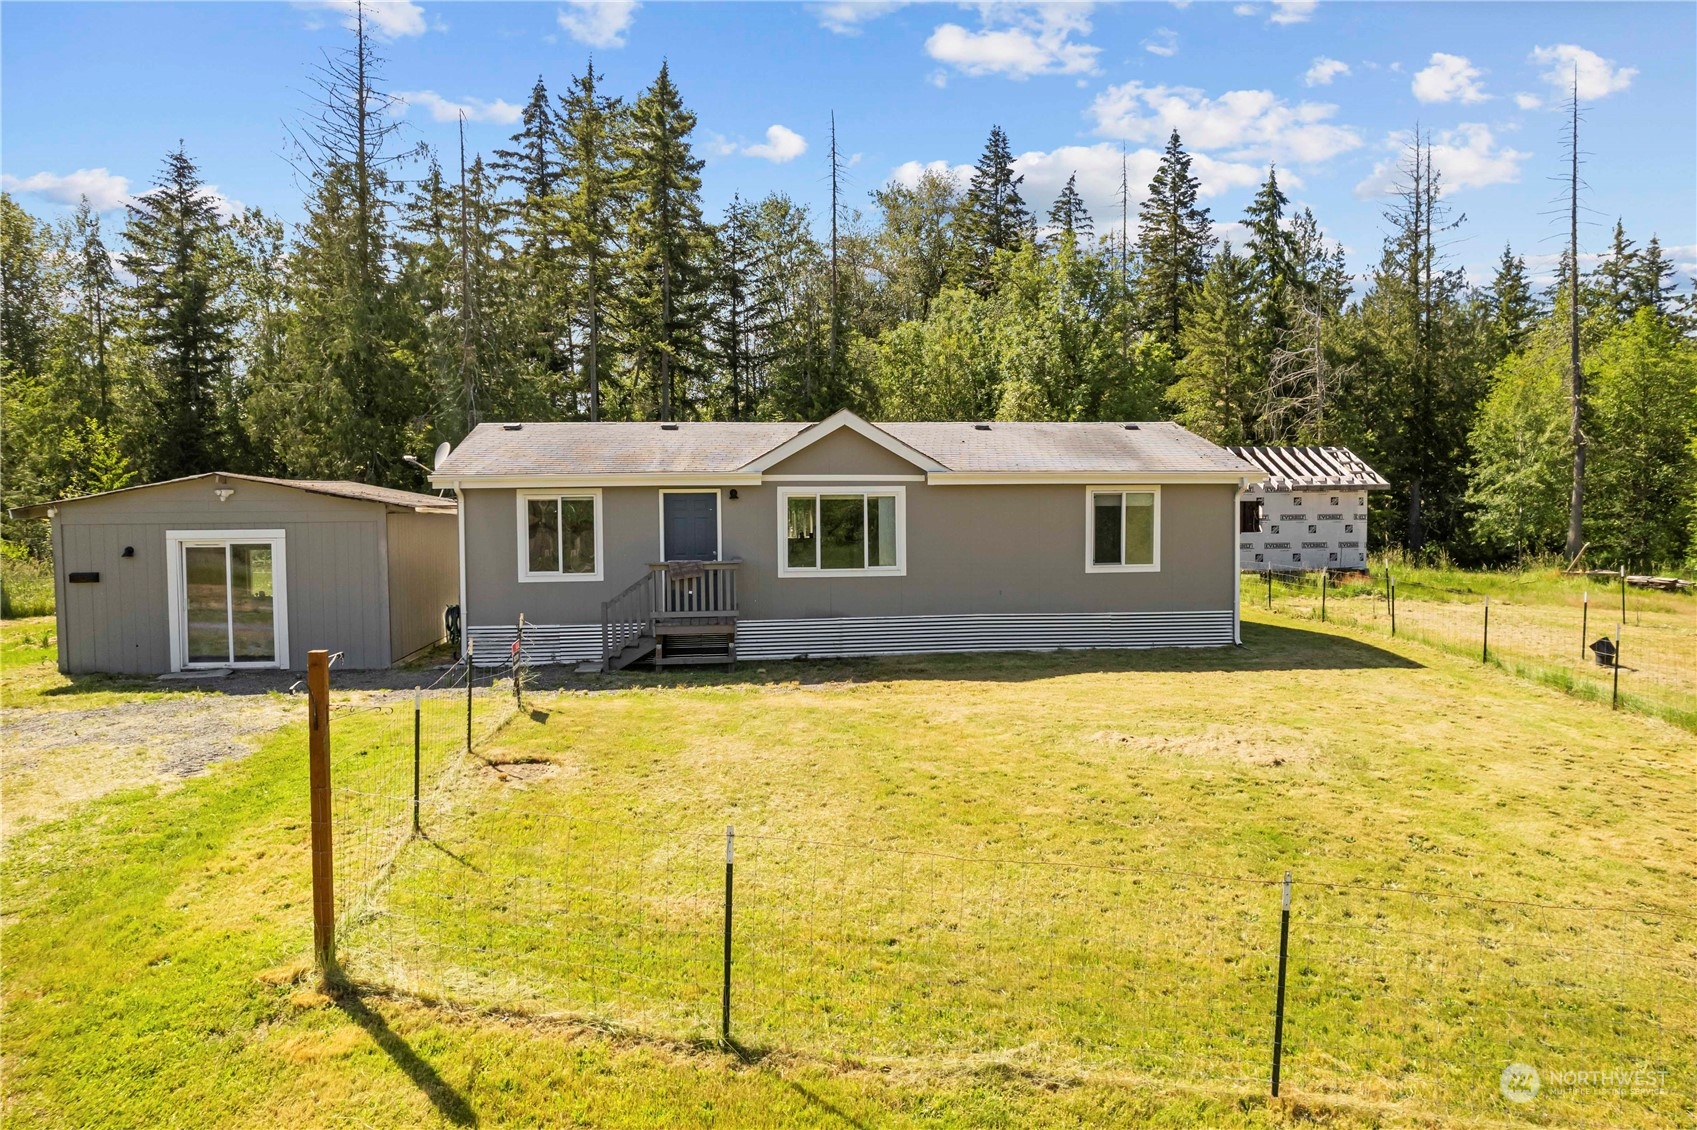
[454, 482, 468, 661]
[1233, 478, 1245, 646]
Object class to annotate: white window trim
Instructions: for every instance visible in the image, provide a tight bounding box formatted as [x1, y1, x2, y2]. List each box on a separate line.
[1084, 486, 1161, 573]
[657, 489, 723, 561]
[165, 529, 290, 671]
[776, 485, 907, 579]
[517, 489, 605, 583]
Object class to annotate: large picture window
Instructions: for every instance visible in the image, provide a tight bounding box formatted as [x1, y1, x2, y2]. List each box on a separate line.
[518, 491, 603, 581]
[1086, 487, 1160, 572]
[779, 488, 904, 577]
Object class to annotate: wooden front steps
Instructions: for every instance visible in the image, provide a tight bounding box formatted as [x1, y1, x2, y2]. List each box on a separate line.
[601, 561, 739, 671]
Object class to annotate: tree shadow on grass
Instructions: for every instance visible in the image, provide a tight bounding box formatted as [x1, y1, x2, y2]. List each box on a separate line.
[335, 989, 477, 1126]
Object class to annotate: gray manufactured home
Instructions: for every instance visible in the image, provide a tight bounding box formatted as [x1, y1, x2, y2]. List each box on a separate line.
[10, 474, 458, 674]
[431, 411, 1266, 668]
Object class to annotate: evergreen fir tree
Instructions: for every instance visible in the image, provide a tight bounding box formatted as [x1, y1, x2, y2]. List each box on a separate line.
[1591, 219, 1640, 325]
[57, 199, 118, 419]
[1485, 244, 1539, 359]
[616, 61, 710, 420]
[260, 4, 427, 483]
[119, 145, 239, 479]
[1632, 235, 1676, 316]
[1045, 173, 1092, 244]
[1132, 130, 1213, 348]
[952, 125, 1030, 293]
[1168, 245, 1256, 444]
[559, 57, 625, 421]
[491, 76, 573, 409]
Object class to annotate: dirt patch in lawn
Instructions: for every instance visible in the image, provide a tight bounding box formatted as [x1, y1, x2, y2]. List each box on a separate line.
[1085, 727, 1309, 769]
[0, 694, 296, 838]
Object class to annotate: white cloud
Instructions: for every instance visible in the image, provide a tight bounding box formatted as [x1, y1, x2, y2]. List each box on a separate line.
[1514, 92, 1543, 110]
[1142, 27, 1178, 57]
[1411, 53, 1488, 103]
[814, 0, 909, 35]
[890, 142, 1261, 242]
[296, 1, 429, 39]
[1303, 56, 1349, 86]
[742, 124, 808, 163]
[888, 159, 976, 191]
[925, 4, 1100, 79]
[395, 90, 523, 125]
[1, 167, 131, 211]
[1089, 81, 1362, 165]
[1232, 4, 1257, 15]
[1269, 0, 1316, 25]
[1353, 124, 1529, 197]
[557, 0, 637, 48]
[1530, 44, 1637, 100]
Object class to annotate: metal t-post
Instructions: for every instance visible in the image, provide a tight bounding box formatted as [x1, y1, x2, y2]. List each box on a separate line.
[722, 826, 735, 1045]
[1581, 591, 1588, 660]
[1482, 596, 1490, 664]
[1612, 626, 1621, 710]
[465, 638, 474, 755]
[1320, 571, 1327, 623]
[412, 689, 422, 835]
[1271, 870, 1292, 1097]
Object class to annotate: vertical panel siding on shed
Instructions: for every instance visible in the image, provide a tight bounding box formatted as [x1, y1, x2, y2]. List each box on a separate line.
[385, 510, 459, 661]
[49, 478, 395, 673]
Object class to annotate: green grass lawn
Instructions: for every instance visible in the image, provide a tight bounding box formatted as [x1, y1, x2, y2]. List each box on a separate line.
[1255, 561, 1697, 731]
[3, 613, 1693, 1128]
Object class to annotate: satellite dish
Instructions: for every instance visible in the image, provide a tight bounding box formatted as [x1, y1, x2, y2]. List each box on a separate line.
[432, 441, 451, 471]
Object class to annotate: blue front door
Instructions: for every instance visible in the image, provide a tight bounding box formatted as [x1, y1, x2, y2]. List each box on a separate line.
[663, 492, 719, 561]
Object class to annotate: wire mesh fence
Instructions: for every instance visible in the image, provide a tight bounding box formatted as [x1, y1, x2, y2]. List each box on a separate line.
[311, 658, 1696, 1123]
[1252, 568, 1697, 731]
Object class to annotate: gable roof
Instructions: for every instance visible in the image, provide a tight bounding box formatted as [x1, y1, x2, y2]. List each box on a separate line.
[741, 410, 947, 473]
[888, 421, 1254, 475]
[7, 473, 456, 520]
[432, 412, 1263, 483]
[434, 421, 809, 477]
[1227, 446, 1389, 492]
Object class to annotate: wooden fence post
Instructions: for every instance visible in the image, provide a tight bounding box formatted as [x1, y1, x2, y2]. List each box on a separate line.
[307, 649, 335, 974]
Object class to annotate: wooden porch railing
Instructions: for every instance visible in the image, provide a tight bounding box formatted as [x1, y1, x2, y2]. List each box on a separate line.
[600, 560, 740, 668]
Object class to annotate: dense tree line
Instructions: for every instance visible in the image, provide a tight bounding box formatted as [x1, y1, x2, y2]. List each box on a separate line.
[3, 16, 1694, 569]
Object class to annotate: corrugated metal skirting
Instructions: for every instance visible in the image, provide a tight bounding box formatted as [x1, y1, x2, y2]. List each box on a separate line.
[467, 611, 1234, 666]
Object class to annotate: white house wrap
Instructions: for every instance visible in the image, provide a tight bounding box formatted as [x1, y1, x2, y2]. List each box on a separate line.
[1227, 446, 1390, 572]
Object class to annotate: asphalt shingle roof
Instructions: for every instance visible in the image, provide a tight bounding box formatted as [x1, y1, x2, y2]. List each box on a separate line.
[435, 418, 1257, 477]
[7, 473, 455, 518]
[887, 421, 1256, 474]
[434, 422, 810, 476]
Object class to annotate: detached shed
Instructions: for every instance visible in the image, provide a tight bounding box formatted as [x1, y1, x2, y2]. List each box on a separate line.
[1227, 446, 1389, 572]
[9, 473, 458, 674]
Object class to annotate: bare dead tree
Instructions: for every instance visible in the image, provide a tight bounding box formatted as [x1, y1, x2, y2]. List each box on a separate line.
[1563, 69, 1586, 565]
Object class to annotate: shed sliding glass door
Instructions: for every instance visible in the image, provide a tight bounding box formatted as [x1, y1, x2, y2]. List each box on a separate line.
[168, 531, 288, 669]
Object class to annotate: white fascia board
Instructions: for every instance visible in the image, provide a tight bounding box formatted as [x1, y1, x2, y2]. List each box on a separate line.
[432, 473, 764, 489]
[740, 409, 948, 474]
[926, 470, 1268, 486]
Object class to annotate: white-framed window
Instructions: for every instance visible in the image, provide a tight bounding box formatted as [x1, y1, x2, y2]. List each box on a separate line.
[777, 486, 906, 578]
[1085, 487, 1160, 572]
[165, 529, 289, 671]
[517, 489, 603, 582]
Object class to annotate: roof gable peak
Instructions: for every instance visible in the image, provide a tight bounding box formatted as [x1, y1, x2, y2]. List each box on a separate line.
[741, 409, 948, 473]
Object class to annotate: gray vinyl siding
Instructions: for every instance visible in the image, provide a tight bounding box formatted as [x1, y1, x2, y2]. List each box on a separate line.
[461, 480, 1237, 629]
[49, 478, 399, 673]
[385, 510, 459, 661]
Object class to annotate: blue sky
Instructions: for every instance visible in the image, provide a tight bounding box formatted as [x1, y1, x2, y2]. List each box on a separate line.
[4, 1, 1692, 288]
